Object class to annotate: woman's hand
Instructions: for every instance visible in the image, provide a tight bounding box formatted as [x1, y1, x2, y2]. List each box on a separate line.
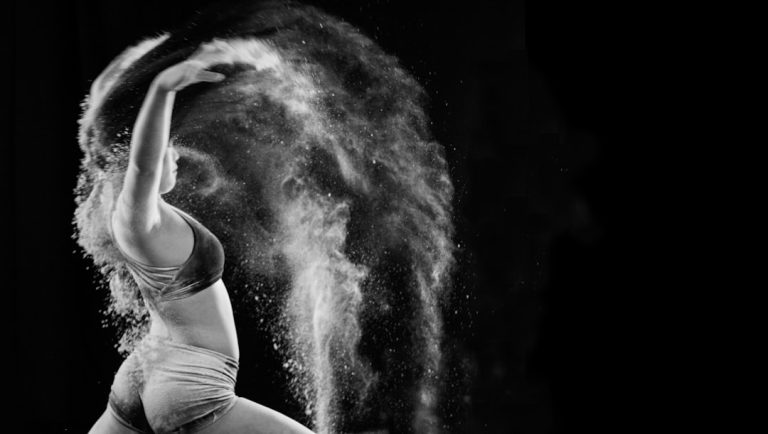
[151, 59, 226, 93]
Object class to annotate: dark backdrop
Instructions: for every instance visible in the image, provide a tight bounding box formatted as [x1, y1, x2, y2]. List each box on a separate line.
[7, 0, 657, 432]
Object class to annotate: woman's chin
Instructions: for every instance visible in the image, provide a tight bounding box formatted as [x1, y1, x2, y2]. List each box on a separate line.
[160, 182, 176, 195]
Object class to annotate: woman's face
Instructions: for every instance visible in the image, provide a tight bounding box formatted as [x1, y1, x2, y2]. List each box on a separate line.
[159, 142, 180, 194]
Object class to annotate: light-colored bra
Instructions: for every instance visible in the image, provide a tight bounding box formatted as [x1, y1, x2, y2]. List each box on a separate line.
[110, 208, 225, 302]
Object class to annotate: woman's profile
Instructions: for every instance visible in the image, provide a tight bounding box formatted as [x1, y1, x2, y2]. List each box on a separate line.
[88, 48, 315, 434]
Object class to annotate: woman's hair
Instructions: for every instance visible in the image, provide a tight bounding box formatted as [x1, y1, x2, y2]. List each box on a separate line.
[75, 1, 454, 431]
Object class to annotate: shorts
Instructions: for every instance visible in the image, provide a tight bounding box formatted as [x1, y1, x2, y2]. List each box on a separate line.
[108, 335, 240, 433]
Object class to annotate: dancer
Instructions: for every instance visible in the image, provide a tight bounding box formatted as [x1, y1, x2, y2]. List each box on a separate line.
[89, 50, 315, 434]
[77, 2, 455, 432]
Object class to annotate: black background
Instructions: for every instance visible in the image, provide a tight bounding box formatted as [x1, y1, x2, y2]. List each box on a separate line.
[6, 0, 664, 432]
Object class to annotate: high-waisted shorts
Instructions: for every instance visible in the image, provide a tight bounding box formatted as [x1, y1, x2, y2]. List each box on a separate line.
[107, 335, 240, 433]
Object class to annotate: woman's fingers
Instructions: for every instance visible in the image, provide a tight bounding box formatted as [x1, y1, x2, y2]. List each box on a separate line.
[153, 58, 227, 92]
[184, 59, 208, 69]
[197, 70, 226, 83]
[182, 60, 226, 83]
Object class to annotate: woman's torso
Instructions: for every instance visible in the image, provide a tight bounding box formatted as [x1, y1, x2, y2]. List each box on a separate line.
[111, 203, 239, 359]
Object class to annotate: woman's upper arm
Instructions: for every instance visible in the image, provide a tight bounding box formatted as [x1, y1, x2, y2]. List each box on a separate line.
[115, 167, 162, 232]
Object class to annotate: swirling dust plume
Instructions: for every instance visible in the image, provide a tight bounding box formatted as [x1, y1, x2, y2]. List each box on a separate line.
[74, 4, 454, 433]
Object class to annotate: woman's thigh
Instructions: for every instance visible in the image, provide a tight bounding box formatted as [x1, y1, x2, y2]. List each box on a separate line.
[88, 408, 144, 434]
[197, 397, 315, 434]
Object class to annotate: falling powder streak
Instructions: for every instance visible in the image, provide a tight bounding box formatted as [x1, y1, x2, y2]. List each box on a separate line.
[280, 194, 371, 432]
[74, 4, 454, 433]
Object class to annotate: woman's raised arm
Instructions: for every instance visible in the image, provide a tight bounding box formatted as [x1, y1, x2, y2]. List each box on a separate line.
[115, 60, 225, 231]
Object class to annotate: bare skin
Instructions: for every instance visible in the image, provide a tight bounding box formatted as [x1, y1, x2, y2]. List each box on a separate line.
[90, 50, 314, 434]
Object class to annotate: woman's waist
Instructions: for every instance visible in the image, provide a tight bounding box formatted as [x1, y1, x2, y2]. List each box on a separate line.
[147, 321, 239, 360]
[146, 280, 239, 359]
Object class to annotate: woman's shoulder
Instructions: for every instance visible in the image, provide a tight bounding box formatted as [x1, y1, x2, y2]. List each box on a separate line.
[112, 200, 195, 267]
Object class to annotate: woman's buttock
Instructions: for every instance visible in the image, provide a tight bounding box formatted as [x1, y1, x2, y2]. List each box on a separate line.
[109, 333, 240, 433]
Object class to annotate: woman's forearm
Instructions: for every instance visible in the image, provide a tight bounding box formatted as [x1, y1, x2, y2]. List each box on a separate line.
[129, 82, 175, 173]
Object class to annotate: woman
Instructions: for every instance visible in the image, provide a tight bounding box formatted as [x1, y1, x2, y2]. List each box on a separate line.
[89, 51, 316, 434]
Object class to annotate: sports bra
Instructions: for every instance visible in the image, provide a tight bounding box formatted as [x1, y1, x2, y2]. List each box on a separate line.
[110, 207, 225, 302]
